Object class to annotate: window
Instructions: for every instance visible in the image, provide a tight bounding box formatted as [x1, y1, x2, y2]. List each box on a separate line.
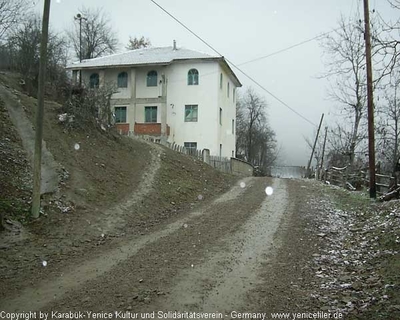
[188, 69, 199, 85]
[145, 106, 157, 123]
[184, 142, 197, 154]
[227, 82, 230, 97]
[114, 107, 127, 123]
[89, 73, 99, 88]
[232, 119, 234, 134]
[219, 108, 222, 125]
[117, 72, 128, 88]
[184, 105, 198, 122]
[147, 70, 157, 87]
[219, 144, 222, 157]
[233, 88, 236, 102]
[220, 73, 223, 89]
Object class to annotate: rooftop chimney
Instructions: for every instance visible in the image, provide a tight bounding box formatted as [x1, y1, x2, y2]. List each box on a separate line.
[173, 40, 177, 51]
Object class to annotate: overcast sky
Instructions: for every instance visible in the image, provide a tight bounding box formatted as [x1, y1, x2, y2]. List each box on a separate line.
[34, 0, 398, 166]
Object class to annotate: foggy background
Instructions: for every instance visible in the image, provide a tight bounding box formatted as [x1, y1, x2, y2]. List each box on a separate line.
[33, 0, 398, 165]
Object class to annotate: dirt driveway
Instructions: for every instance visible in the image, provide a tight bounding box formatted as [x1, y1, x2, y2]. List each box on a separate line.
[0, 177, 317, 318]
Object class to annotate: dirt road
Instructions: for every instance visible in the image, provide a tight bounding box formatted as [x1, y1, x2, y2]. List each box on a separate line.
[1, 177, 309, 317]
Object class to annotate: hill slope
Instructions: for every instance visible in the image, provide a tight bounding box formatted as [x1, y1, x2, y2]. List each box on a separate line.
[0, 71, 236, 292]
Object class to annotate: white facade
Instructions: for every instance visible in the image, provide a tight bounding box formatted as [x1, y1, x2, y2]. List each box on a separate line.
[69, 46, 242, 158]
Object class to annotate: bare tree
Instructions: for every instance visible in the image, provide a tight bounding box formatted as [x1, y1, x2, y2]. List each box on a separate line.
[372, 2, 400, 81]
[68, 7, 119, 60]
[320, 16, 370, 166]
[126, 36, 151, 50]
[62, 81, 118, 131]
[388, 0, 400, 8]
[7, 15, 69, 98]
[7, 17, 41, 76]
[376, 71, 400, 173]
[0, 0, 30, 41]
[236, 88, 266, 162]
[236, 88, 278, 171]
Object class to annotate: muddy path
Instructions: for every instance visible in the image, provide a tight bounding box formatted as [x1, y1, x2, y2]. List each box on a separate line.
[0, 84, 59, 195]
[1, 177, 294, 316]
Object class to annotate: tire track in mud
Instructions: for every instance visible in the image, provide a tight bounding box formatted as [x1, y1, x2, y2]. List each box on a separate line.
[0, 177, 262, 313]
[100, 142, 163, 234]
[155, 178, 288, 314]
[40, 177, 282, 314]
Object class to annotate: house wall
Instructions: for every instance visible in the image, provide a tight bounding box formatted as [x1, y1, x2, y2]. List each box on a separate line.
[166, 61, 223, 156]
[135, 102, 162, 123]
[82, 68, 136, 132]
[81, 60, 238, 158]
[105, 68, 131, 99]
[136, 66, 166, 98]
[217, 64, 238, 158]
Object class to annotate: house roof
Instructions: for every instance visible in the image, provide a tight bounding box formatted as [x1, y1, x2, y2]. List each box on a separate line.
[66, 46, 242, 87]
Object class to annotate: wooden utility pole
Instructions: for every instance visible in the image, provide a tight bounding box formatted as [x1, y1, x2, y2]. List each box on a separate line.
[363, 0, 377, 198]
[31, 0, 51, 218]
[306, 113, 324, 178]
[319, 126, 328, 180]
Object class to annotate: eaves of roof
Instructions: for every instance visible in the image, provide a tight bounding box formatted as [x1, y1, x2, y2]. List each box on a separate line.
[66, 50, 242, 87]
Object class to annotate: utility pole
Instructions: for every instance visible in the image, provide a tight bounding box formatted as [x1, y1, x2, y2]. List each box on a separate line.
[363, 0, 377, 198]
[31, 0, 51, 218]
[306, 113, 324, 178]
[319, 126, 328, 180]
[74, 13, 86, 86]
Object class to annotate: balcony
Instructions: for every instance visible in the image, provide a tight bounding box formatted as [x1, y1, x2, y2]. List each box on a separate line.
[134, 122, 170, 136]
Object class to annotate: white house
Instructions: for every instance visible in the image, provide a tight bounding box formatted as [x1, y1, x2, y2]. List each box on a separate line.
[67, 42, 242, 158]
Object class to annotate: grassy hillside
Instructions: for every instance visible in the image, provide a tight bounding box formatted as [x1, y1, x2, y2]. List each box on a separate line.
[0, 72, 236, 280]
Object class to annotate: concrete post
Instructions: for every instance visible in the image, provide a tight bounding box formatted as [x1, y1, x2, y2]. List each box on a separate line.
[99, 70, 105, 88]
[160, 74, 167, 145]
[202, 149, 210, 164]
[130, 68, 136, 135]
[72, 70, 78, 85]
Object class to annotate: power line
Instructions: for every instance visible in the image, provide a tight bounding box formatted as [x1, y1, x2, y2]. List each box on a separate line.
[227, 61, 318, 126]
[149, 0, 224, 57]
[149, 0, 318, 127]
[237, 30, 336, 67]
[237, 37, 320, 67]
[149, 0, 371, 140]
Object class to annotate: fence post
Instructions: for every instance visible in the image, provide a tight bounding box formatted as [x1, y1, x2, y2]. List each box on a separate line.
[202, 149, 210, 164]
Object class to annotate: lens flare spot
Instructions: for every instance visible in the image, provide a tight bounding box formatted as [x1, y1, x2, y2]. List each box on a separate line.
[265, 186, 274, 196]
[74, 143, 80, 151]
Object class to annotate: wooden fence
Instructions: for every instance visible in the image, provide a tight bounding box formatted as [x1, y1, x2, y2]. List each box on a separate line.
[374, 173, 394, 195]
[209, 155, 231, 174]
[325, 166, 394, 195]
[133, 135, 233, 174]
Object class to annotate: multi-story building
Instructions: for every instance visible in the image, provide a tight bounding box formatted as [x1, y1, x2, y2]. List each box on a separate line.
[67, 42, 242, 158]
